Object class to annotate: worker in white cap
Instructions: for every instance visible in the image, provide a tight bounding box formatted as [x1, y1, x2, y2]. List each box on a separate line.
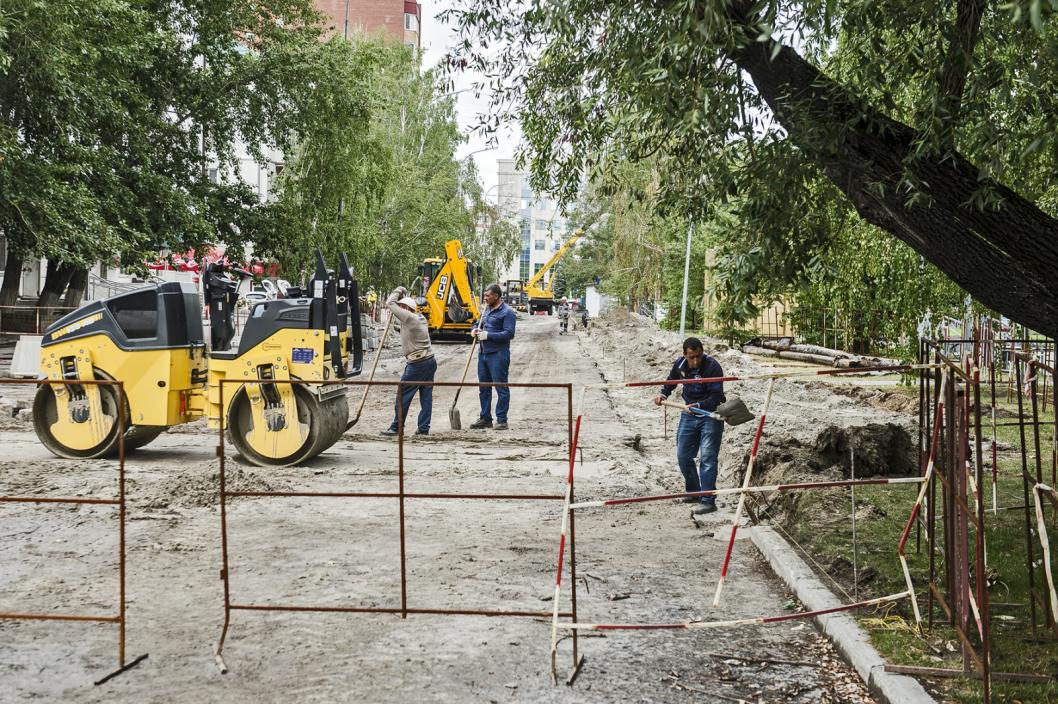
[381, 286, 436, 436]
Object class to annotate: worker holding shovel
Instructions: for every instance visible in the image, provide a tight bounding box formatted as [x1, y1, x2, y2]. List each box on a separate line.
[381, 286, 436, 437]
[653, 337, 728, 515]
[469, 283, 517, 430]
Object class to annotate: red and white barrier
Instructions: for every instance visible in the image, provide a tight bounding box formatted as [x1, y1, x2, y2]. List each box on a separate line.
[1032, 483, 1058, 619]
[714, 378, 775, 608]
[554, 591, 910, 631]
[896, 374, 947, 629]
[549, 415, 583, 679]
[569, 476, 926, 511]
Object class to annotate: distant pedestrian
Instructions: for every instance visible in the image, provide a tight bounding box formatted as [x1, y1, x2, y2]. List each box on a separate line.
[557, 297, 570, 334]
[470, 283, 517, 430]
[652, 337, 726, 515]
[381, 286, 436, 436]
[580, 308, 589, 329]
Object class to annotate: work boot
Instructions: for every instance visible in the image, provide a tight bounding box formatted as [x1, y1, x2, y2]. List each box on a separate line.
[493, 422, 509, 430]
[469, 417, 492, 429]
[380, 428, 398, 437]
[678, 495, 700, 504]
[414, 429, 429, 436]
[692, 503, 717, 515]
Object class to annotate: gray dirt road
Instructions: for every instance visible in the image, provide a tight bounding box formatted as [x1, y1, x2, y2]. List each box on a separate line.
[0, 314, 873, 703]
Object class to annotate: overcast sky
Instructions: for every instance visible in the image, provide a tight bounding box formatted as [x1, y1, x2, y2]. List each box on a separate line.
[419, 0, 519, 196]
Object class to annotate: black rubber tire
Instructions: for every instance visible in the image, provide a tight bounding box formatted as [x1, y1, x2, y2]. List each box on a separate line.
[123, 425, 167, 451]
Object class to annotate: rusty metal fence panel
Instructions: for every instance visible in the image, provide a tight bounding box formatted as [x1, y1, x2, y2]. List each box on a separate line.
[212, 378, 583, 680]
[0, 378, 146, 685]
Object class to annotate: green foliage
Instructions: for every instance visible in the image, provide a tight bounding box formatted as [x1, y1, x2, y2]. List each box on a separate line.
[443, 0, 1058, 340]
[262, 39, 486, 293]
[0, 0, 327, 272]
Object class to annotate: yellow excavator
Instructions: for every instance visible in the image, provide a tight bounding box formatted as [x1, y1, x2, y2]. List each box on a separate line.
[525, 229, 583, 315]
[414, 239, 481, 341]
[33, 250, 364, 467]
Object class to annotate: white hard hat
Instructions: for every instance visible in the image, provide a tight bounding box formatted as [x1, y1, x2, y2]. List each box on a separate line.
[399, 296, 418, 310]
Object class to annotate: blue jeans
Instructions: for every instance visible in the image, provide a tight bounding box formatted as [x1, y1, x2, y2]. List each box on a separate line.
[676, 413, 724, 505]
[389, 356, 437, 434]
[477, 348, 510, 423]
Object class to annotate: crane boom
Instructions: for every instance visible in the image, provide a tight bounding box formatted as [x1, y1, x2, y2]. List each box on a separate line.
[524, 230, 583, 314]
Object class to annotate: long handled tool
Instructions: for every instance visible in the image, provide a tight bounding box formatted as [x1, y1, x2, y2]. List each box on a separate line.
[347, 314, 394, 429]
[660, 397, 754, 426]
[449, 337, 478, 430]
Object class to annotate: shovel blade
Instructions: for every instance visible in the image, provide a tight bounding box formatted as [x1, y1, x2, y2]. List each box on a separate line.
[449, 406, 461, 430]
[717, 397, 755, 426]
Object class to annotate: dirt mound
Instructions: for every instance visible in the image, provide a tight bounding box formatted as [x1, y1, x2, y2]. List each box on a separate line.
[808, 383, 919, 415]
[136, 464, 290, 509]
[738, 422, 915, 488]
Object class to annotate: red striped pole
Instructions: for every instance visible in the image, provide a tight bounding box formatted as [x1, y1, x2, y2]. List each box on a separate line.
[550, 415, 583, 680]
[608, 362, 946, 391]
[1032, 483, 1058, 620]
[713, 378, 775, 608]
[897, 373, 947, 629]
[569, 476, 925, 511]
[554, 591, 910, 632]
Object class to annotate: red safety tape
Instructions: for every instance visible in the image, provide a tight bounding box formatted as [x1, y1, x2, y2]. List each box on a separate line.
[596, 623, 688, 631]
[553, 415, 582, 589]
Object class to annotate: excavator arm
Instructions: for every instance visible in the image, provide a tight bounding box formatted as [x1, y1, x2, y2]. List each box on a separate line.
[417, 239, 481, 340]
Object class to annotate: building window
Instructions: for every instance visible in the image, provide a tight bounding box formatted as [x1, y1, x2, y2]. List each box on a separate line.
[534, 263, 544, 275]
[536, 219, 547, 230]
[535, 240, 545, 250]
[404, 13, 418, 31]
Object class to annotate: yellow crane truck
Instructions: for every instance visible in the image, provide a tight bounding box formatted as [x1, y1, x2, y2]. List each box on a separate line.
[525, 229, 583, 315]
[33, 250, 364, 466]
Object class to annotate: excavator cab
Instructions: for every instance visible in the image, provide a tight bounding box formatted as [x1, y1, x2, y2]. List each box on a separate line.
[35, 250, 365, 467]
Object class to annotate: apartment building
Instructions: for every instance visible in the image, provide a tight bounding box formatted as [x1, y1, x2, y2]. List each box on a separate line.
[496, 159, 573, 287]
[314, 0, 422, 51]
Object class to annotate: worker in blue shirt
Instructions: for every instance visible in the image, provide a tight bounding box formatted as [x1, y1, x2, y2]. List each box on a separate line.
[653, 337, 726, 515]
[470, 283, 517, 430]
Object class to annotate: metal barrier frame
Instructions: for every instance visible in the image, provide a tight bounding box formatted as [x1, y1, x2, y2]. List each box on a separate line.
[213, 378, 582, 680]
[0, 378, 146, 685]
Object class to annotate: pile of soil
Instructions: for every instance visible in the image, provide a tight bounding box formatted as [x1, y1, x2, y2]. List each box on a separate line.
[813, 383, 920, 415]
[741, 423, 916, 488]
[135, 464, 290, 509]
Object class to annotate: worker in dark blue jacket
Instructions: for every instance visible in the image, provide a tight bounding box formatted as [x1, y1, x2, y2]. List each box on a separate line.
[470, 283, 517, 430]
[653, 337, 726, 515]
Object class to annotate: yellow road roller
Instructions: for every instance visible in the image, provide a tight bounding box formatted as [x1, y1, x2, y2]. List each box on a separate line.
[34, 251, 364, 466]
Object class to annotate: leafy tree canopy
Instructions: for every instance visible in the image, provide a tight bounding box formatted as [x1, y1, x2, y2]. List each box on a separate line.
[442, 0, 1058, 337]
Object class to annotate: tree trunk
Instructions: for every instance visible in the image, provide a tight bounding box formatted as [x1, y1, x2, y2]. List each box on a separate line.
[37, 260, 77, 309]
[726, 12, 1058, 339]
[63, 267, 89, 308]
[0, 250, 23, 307]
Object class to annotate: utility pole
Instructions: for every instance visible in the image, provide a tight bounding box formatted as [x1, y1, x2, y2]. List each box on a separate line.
[679, 223, 693, 337]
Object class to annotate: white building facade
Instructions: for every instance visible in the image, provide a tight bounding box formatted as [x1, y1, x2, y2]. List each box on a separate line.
[496, 159, 574, 287]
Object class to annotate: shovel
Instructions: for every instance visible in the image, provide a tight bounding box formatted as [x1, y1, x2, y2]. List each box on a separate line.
[660, 396, 754, 426]
[346, 313, 394, 430]
[449, 336, 478, 430]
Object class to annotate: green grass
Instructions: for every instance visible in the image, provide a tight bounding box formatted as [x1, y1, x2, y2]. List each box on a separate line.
[777, 384, 1058, 703]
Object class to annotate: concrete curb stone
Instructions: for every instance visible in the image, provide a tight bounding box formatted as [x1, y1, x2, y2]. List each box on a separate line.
[749, 525, 936, 704]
